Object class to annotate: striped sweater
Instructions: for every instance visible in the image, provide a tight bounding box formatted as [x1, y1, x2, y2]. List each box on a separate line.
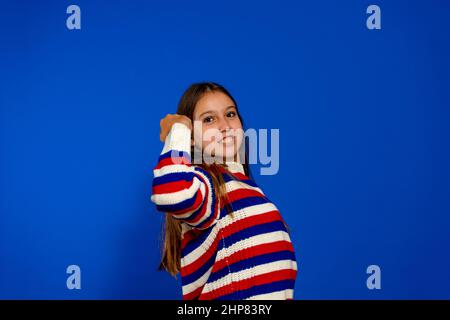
[150, 123, 298, 300]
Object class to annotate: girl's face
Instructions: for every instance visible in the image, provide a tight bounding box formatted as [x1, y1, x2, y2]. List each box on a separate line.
[192, 91, 243, 162]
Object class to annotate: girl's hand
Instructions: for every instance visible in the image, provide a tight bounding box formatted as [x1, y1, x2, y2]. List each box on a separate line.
[159, 114, 192, 142]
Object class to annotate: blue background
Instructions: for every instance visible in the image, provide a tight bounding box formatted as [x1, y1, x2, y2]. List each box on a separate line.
[1, 0, 449, 299]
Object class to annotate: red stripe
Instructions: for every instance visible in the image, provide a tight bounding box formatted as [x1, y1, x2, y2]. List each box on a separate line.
[154, 156, 191, 169]
[152, 179, 194, 195]
[223, 188, 265, 205]
[221, 210, 281, 239]
[218, 166, 250, 180]
[200, 269, 297, 300]
[181, 228, 202, 248]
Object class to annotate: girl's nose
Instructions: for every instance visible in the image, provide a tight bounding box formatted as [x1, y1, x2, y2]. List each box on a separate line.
[218, 117, 231, 132]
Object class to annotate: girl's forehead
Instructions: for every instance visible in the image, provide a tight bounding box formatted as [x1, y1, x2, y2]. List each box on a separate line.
[195, 92, 235, 116]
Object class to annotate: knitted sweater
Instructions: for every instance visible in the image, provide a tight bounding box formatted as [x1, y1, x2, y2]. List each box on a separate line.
[150, 123, 298, 300]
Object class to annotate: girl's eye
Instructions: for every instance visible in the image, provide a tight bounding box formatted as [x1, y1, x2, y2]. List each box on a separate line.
[203, 116, 214, 123]
[226, 111, 236, 118]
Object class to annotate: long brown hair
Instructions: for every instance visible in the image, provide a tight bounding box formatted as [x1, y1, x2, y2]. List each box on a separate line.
[158, 82, 252, 277]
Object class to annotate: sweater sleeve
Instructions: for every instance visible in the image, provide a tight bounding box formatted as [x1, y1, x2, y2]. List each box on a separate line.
[150, 122, 219, 230]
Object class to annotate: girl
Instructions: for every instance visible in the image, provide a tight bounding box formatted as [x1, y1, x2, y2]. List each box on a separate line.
[150, 82, 298, 300]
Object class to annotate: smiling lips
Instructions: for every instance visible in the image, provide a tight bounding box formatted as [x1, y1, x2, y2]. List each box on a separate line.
[220, 136, 235, 145]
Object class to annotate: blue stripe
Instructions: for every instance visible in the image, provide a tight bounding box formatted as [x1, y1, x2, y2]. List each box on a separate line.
[217, 279, 295, 300]
[153, 171, 196, 186]
[219, 196, 268, 219]
[193, 166, 212, 178]
[208, 250, 296, 283]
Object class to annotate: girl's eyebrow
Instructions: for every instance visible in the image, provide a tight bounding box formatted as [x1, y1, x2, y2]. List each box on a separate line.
[198, 110, 215, 118]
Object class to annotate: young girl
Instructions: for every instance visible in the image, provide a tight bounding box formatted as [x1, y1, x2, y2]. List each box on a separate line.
[150, 82, 298, 300]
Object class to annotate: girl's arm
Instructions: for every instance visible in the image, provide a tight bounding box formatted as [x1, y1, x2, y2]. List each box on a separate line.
[150, 122, 219, 230]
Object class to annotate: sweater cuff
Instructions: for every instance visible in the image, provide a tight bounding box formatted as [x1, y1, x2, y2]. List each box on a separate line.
[161, 122, 192, 156]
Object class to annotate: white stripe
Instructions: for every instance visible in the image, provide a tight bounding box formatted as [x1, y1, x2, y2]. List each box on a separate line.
[153, 164, 197, 177]
[224, 179, 265, 194]
[202, 260, 297, 294]
[246, 289, 294, 300]
[220, 202, 279, 229]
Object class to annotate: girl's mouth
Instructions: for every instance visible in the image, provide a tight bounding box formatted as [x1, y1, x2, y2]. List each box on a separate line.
[221, 136, 235, 144]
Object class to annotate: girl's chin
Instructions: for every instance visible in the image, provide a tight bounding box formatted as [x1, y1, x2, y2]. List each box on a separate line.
[221, 145, 240, 157]
[208, 149, 238, 162]
[201, 142, 243, 162]
[210, 152, 237, 160]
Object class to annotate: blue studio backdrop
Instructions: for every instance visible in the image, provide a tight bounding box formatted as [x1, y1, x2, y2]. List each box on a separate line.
[1, 0, 450, 299]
